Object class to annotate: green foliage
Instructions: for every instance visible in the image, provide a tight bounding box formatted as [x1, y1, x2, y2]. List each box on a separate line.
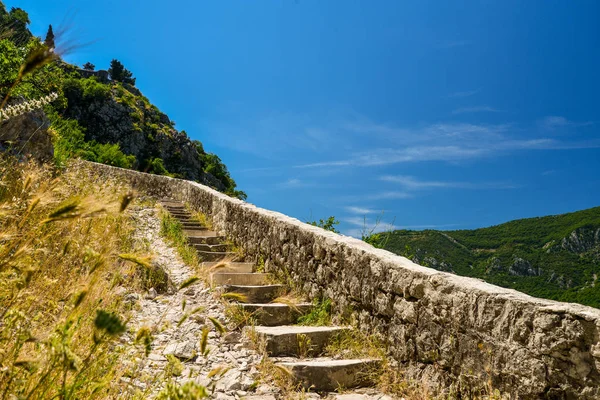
[108, 58, 136, 85]
[0, 39, 22, 92]
[94, 310, 126, 336]
[83, 62, 95, 71]
[147, 157, 172, 176]
[298, 298, 332, 326]
[198, 149, 247, 200]
[0, 5, 33, 46]
[50, 113, 136, 169]
[308, 216, 340, 233]
[159, 211, 199, 266]
[91, 142, 136, 168]
[44, 24, 54, 48]
[156, 381, 209, 399]
[369, 206, 600, 308]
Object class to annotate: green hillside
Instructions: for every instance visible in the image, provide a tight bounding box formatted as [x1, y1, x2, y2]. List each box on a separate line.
[367, 206, 600, 308]
[0, 2, 246, 199]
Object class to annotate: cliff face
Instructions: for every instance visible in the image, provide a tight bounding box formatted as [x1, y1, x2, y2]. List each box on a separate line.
[0, 109, 53, 162]
[60, 74, 226, 190]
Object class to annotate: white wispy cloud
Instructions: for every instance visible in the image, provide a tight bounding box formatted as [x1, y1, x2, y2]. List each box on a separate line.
[379, 175, 518, 190]
[380, 175, 466, 189]
[452, 106, 502, 115]
[345, 206, 378, 215]
[343, 216, 370, 227]
[366, 191, 412, 200]
[277, 178, 305, 189]
[204, 109, 598, 172]
[447, 88, 481, 98]
[539, 116, 594, 130]
[294, 121, 600, 169]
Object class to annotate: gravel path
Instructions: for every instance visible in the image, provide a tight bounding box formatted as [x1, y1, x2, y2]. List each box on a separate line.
[120, 205, 395, 400]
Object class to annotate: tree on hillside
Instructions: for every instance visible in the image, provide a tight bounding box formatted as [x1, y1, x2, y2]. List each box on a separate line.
[108, 59, 136, 85]
[308, 216, 340, 233]
[83, 62, 95, 71]
[1, 7, 32, 45]
[44, 24, 55, 49]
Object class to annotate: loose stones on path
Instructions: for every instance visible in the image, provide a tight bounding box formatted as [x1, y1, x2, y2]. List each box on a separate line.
[121, 202, 391, 399]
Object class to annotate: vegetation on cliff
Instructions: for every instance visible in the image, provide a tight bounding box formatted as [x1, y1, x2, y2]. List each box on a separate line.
[367, 206, 600, 308]
[0, 2, 246, 200]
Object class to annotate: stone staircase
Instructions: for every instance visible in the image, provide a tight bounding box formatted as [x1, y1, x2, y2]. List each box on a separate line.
[161, 200, 381, 395]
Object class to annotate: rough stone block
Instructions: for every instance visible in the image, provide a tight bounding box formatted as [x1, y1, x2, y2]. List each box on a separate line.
[241, 303, 312, 326]
[251, 325, 350, 356]
[212, 273, 270, 286]
[278, 358, 381, 391]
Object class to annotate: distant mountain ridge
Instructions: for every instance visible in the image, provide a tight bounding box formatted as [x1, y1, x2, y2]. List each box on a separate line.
[367, 206, 600, 308]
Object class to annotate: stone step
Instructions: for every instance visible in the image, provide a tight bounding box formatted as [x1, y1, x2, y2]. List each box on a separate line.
[197, 251, 237, 262]
[212, 273, 270, 286]
[193, 243, 229, 252]
[201, 262, 254, 273]
[160, 201, 183, 207]
[166, 209, 187, 215]
[176, 217, 197, 223]
[181, 222, 205, 228]
[164, 205, 185, 211]
[223, 284, 285, 303]
[251, 326, 350, 356]
[188, 235, 225, 245]
[240, 303, 312, 326]
[171, 214, 193, 219]
[167, 209, 189, 213]
[184, 229, 218, 237]
[276, 358, 381, 391]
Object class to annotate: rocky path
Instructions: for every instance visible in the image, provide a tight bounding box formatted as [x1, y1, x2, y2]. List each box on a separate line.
[121, 203, 394, 399]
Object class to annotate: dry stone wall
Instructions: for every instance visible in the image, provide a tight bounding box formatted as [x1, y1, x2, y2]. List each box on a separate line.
[82, 161, 600, 399]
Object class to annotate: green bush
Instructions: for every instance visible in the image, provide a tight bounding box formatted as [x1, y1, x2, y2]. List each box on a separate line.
[51, 113, 136, 169]
[308, 216, 340, 233]
[0, 39, 22, 92]
[147, 157, 172, 176]
[91, 142, 136, 168]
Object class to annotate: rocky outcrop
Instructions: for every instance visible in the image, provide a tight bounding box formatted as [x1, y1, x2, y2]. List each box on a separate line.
[560, 227, 600, 255]
[60, 79, 227, 191]
[0, 110, 53, 162]
[78, 161, 600, 399]
[508, 256, 540, 277]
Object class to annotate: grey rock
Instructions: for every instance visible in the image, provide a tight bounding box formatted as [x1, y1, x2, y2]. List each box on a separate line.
[215, 369, 242, 392]
[0, 109, 53, 162]
[223, 332, 242, 344]
[163, 340, 196, 360]
[145, 287, 158, 299]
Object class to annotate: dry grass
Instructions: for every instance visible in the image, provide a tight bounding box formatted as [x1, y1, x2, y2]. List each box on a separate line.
[0, 156, 150, 399]
[224, 303, 256, 329]
[189, 208, 212, 231]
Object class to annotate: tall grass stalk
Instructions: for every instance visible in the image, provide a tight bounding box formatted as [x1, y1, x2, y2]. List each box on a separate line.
[0, 157, 149, 399]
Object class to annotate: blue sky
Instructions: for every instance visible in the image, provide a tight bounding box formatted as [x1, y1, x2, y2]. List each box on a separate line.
[11, 0, 600, 236]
